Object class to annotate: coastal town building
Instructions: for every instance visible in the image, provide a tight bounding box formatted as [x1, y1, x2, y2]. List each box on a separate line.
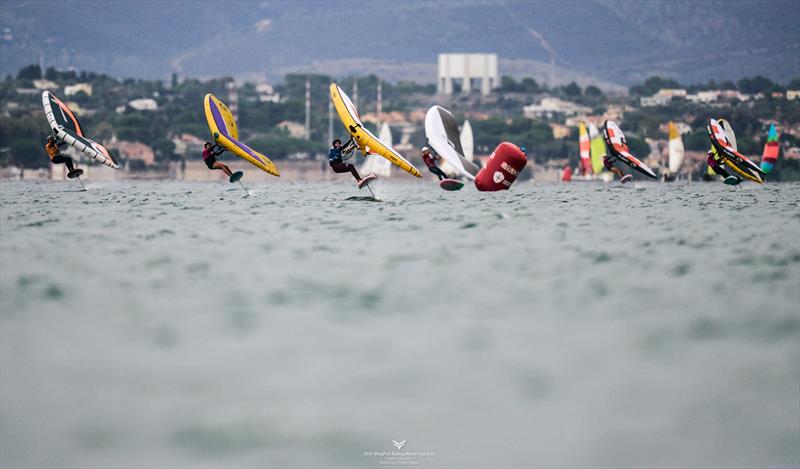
[128, 98, 158, 111]
[524, 98, 591, 119]
[256, 83, 281, 103]
[64, 83, 93, 96]
[107, 140, 155, 166]
[33, 79, 59, 90]
[171, 133, 205, 158]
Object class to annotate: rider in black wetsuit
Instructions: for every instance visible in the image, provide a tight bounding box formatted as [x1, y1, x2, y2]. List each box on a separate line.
[328, 138, 362, 182]
[45, 136, 76, 172]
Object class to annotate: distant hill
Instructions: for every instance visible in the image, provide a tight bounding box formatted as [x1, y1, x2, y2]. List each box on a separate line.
[1, 0, 798, 87]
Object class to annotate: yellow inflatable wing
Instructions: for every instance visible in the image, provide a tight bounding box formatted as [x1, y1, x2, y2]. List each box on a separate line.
[329, 83, 421, 178]
[204, 93, 279, 177]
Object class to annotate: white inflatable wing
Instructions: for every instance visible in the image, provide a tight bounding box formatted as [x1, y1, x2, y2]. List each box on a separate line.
[424, 106, 480, 180]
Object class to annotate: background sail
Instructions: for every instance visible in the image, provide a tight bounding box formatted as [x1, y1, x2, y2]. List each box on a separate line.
[667, 121, 685, 174]
[589, 123, 605, 174]
[760, 123, 779, 173]
[578, 122, 592, 175]
[360, 123, 393, 177]
[460, 120, 474, 162]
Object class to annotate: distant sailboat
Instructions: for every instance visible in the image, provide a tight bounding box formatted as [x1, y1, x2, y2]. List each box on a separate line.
[760, 122, 779, 173]
[589, 122, 606, 175]
[460, 120, 474, 162]
[360, 122, 393, 177]
[578, 122, 592, 175]
[667, 121, 685, 178]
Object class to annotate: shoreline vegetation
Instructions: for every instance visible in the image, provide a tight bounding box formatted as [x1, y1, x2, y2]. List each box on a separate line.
[2, 64, 799, 181]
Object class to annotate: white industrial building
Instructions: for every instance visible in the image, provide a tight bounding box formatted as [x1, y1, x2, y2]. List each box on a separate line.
[437, 53, 498, 96]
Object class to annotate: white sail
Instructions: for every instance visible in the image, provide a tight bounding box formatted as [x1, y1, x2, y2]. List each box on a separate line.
[360, 122, 393, 177]
[460, 120, 474, 162]
[667, 122, 685, 173]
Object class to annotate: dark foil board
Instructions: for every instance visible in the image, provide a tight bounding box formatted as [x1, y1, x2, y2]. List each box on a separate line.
[439, 179, 464, 191]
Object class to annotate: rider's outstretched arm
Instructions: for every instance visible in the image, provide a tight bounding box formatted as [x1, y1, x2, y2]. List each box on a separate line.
[341, 139, 357, 156]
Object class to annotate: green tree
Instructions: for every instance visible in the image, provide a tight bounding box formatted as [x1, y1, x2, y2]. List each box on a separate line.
[11, 139, 45, 168]
[737, 76, 778, 94]
[152, 139, 177, 163]
[44, 67, 59, 81]
[17, 64, 41, 80]
[520, 77, 539, 93]
[625, 136, 650, 158]
[585, 85, 603, 97]
[630, 76, 681, 96]
[499, 76, 519, 92]
[684, 128, 711, 152]
[561, 82, 581, 96]
[70, 90, 90, 105]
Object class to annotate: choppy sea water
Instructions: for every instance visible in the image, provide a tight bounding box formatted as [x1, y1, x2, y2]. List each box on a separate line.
[1, 179, 798, 468]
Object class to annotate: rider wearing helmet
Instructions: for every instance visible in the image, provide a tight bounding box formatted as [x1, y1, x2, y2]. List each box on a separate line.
[421, 146, 447, 181]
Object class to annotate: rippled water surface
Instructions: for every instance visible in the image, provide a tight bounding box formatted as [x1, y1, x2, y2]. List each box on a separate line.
[1, 179, 799, 468]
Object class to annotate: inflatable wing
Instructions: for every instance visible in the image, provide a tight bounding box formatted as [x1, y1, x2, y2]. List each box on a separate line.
[602, 120, 657, 179]
[329, 83, 420, 178]
[424, 106, 481, 180]
[41, 91, 118, 168]
[204, 93, 279, 177]
[707, 118, 764, 183]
